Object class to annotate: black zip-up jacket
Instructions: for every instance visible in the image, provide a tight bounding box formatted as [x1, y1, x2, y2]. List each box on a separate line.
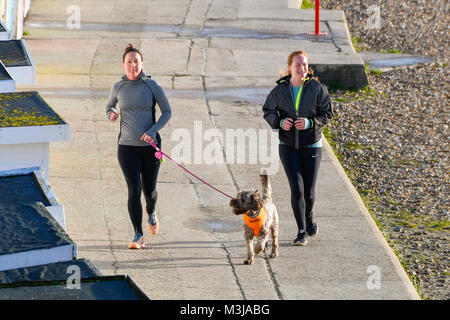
[262, 74, 333, 149]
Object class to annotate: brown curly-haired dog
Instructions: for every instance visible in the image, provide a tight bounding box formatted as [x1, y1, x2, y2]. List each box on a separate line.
[230, 174, 279, 265]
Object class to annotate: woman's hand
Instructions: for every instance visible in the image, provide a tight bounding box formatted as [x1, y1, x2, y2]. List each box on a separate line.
[282, 118, 294, 131]
[294, 118, 306, 130]
[109, 112, 120, 122]
[140, 133, 154, 144]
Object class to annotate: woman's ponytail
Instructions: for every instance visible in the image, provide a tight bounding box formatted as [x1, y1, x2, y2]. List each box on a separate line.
[122, 43, 143, 62]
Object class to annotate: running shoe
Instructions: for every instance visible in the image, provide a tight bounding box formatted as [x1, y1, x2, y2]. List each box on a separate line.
[147, 212, 159, 235]
[292, 233, 308, 246]
[128, 233, 145, 249]
[306, 221, 319, 237]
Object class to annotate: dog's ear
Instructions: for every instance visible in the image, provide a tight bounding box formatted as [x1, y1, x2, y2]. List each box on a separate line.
[230, 198, 245, 215]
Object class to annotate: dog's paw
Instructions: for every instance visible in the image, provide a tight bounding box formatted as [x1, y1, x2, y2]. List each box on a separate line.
[254, 243, 263, 254]
[269, 251, 278, 259]
[244, 258, 254, 265]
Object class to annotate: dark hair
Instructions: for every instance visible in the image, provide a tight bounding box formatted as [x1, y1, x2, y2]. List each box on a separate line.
[122, 43, 143, 62]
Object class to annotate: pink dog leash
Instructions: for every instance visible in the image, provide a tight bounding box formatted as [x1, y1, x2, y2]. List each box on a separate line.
[148, 141, 233, 199]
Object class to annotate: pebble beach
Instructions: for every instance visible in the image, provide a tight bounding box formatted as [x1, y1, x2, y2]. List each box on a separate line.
[321, 0, 449, 299]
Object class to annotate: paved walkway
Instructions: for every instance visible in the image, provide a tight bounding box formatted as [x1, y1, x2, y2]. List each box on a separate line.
[19, 0, 419, 299]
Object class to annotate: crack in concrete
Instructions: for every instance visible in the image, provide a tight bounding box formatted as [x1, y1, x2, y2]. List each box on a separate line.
[196, 25, 251, 298]
[200, 41, 282, 300]
[201, 75, 239, 192]
[202, 0, 215, 30]
[185, 40, 194, 74]
[221, 243, 247, 300]
[181, 0, 193, 30]
[264, 255, 283, 300]
[326, 21, 342, 53]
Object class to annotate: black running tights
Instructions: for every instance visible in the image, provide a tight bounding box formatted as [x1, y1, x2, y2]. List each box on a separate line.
[279, 144, 322, 235]
[118, 144, 160, 236]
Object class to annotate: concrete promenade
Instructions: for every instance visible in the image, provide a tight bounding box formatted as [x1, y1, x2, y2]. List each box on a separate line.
[18, 0, 419, 300]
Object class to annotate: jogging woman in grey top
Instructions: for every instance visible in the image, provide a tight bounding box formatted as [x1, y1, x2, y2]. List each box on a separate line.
[106, 44, 172, 249]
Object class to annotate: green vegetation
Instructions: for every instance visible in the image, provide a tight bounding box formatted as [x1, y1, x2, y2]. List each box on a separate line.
[351, 36, 362, 52]
[329, 85, 388, 102]
[380, 49, 403, 54]
[301, 0, 315, 9]
[394, 247, 422, 296]
[365, 63, 383, 75]
[0, 108, 60, 127]
[0, 92, 63, 127]
[370, 69, 383, 75]
[322, 125, 344, 163]
[343, 141, 374, 150]
[423, 220, 450, 231]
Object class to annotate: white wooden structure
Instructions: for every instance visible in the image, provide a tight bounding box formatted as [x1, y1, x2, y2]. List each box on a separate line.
[0, 39, 36, 84]
[0, 166, 67, 230]
[0, 60, 15, 92]
[0, 124, 70, 177]
[0, 92, 70, 178]
[0, 18, 10, 40]
[0, 167, 76, 272]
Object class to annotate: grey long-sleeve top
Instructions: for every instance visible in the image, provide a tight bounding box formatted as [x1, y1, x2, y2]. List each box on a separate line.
[105, 72, 172, 146]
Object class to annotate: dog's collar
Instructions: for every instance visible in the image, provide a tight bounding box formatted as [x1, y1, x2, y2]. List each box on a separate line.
[243, 207, 265, 237]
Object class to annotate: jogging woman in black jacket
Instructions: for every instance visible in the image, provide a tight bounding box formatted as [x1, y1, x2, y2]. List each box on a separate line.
[262, 51, 333, 246]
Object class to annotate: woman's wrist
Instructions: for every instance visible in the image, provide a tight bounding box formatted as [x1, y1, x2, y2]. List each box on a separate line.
[303, 118, 310, 129]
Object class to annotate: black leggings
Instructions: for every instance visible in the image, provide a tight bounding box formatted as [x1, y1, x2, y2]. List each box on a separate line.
[279, 144, 322, 235]
[118, 144, 161, 236]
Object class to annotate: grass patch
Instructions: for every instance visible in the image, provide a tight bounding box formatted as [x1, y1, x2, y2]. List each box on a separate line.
[351, 36, 362, 52]
[380, 49, 403, 54]
[398, 220, 419, 228]
[329, 85, 388, 102]
[423, 220, 450, 231]
[343, 141, 374, 150]
[322, 127, 345, 164]
[394, 249, 423, 296]
[301, 0, 315, 9]
[365, 62, 383, 75]
[370, 69, 383, 75]
[388, 158, 422, 168]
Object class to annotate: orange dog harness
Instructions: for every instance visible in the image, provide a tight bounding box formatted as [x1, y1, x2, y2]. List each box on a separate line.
[243, 207, 265, 237]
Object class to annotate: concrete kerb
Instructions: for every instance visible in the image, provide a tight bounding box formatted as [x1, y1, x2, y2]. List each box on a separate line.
[321, 138, 420, 299]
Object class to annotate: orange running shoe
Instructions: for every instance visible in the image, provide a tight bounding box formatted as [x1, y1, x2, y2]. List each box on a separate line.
[128, 234, 145, 249]
[147, 212, 159, 235]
